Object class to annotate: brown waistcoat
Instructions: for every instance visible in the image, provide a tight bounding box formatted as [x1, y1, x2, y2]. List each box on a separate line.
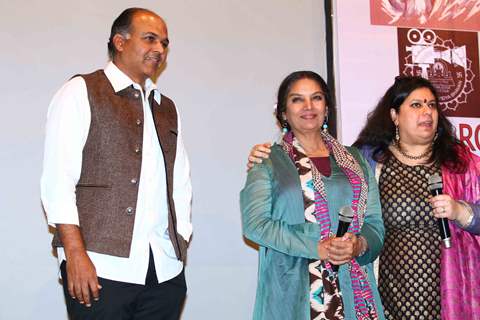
[52, 70, 187, 261]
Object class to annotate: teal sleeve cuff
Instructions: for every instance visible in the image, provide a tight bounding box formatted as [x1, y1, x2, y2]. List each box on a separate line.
[357, 223, 383, 265]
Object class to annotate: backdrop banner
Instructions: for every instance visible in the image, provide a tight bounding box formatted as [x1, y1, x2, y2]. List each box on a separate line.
[370, 0, 480, 32]
[335, 0, 480, 154]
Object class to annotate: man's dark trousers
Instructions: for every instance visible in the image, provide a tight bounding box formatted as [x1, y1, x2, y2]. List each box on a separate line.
[60, 249, 186, 320]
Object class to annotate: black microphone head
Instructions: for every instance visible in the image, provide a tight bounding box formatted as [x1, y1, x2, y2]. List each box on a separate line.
[428, 173, 443, 192]
[339, 206, 354, 223]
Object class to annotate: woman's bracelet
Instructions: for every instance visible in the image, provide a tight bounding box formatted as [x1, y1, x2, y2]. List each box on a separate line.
[357, 236, 368, 257]
[457, 200, 474, 228]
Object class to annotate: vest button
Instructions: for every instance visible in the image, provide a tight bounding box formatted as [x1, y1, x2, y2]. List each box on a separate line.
[134, 92, 140, 98]
[134, 146, 141, 154]
[130, 178, 137, 184]
[126, 207, 134, 215]
[136, 119, 142, 126]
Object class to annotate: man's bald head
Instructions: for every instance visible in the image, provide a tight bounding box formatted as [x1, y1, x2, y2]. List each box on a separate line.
[107, 8, 165, 59]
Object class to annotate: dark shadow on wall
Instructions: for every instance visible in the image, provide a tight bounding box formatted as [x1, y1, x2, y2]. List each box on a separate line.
[325, 0, 337, 138]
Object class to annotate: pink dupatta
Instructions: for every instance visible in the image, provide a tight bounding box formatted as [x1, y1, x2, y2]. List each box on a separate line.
[441, 147, 480, 319]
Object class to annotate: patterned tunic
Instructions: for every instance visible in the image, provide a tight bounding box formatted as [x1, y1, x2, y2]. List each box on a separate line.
[378, 156, 441, 319]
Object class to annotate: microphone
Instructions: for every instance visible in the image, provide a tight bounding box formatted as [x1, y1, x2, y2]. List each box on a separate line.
[332, 206, 354, 272]
[427, 173, 452, 249]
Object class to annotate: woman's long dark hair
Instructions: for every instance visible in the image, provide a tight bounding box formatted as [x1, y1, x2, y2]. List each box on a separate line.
[353, 76, 467, 173]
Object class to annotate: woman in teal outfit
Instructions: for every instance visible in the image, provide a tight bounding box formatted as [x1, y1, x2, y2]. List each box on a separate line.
[240, 71, 385, 320]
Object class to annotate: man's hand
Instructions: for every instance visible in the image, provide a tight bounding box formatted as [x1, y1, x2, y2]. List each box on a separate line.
[247, 142, 272, 170]
[58, 224, 101, 307]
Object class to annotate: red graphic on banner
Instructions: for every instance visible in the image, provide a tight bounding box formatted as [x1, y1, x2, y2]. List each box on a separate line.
[398, 28, 479, 117]
[371, 0, 480, 31]
[458, 123, 480, 151]
[450, 118, 480, 154]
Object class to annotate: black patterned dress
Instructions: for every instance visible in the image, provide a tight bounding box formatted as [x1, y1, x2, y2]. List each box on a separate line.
[378, 156, 441, 319]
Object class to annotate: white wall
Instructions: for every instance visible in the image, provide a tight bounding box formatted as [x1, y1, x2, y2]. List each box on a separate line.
[333, 1, 399, 145]
[333, 0, 480, 149]
[0, 1, 326, 319]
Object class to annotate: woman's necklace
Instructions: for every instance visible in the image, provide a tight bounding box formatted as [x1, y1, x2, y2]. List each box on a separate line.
[392, 141, 432, 160]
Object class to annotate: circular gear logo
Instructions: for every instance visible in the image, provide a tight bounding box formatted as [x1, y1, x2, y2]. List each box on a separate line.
[398, 28, 478, 116]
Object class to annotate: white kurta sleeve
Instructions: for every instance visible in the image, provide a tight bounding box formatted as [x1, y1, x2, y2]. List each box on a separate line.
[40, 77, 90, 227]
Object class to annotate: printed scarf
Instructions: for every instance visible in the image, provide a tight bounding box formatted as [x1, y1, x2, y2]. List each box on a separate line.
[282, 131, 378, 320]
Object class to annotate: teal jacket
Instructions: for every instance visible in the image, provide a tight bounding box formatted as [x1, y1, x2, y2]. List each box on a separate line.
[240, 144, 385, 320]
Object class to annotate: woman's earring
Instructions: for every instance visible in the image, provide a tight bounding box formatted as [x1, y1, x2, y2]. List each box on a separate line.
[282, 121, 288, 135]
[395, 125, 400, 142]
[322, 111, 329, 133]
[322, 119, 328, 133]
